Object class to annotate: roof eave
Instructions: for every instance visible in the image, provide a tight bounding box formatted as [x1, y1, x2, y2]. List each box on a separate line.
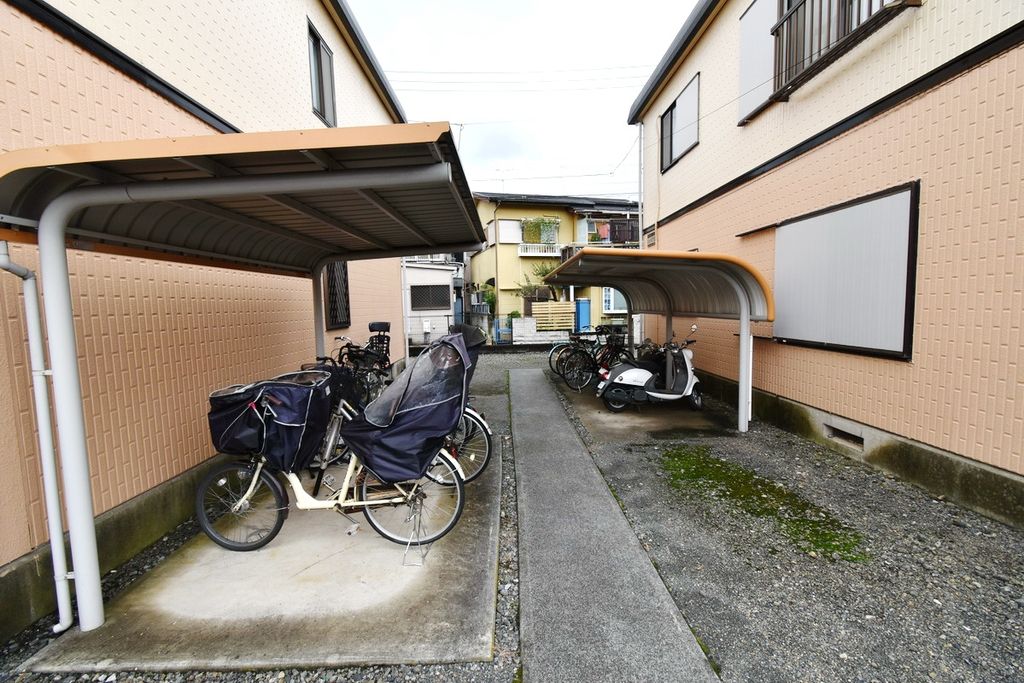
[627, 0, 723, 125]
[324, 0, 407, 124]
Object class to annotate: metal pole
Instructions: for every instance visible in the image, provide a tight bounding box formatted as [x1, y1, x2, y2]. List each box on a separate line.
[0, 242, 74, 633]
[36, 165, 459, 631]
[664, 311, 674, 388]
[624, 294, 635, 358]
[730, 279, 752, 433]
[312, 261, 326, 358]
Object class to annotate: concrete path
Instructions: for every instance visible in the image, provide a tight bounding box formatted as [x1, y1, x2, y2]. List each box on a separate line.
[511, 369, 717, 683]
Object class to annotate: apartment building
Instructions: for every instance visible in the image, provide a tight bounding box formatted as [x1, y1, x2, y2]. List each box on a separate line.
[629, 0, 1024, 522]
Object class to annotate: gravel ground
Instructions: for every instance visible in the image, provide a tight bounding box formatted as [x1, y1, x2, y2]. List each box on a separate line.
[551, 376, 1024, 683]
[0, 351, 543, 683]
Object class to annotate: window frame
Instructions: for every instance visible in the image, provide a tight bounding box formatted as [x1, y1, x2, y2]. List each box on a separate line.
[660, 73, 700, 173]
[410, 284, 452, 311]
[602, 287, 628, 315]
[308, 22, 336, 127]
[771, 181, 920, 360]
[324, 261, 350, 330]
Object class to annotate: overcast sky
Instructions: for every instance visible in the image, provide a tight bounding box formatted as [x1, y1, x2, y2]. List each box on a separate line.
[347, 0, 698, 200]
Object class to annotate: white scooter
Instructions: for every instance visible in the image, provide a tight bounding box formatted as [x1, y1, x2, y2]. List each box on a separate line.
[595, 324, 702, 412]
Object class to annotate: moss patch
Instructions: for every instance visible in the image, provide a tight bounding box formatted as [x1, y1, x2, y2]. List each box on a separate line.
[661, 445, 868, 561]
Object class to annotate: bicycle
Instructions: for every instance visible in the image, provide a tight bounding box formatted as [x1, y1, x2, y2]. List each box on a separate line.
[198, 338, 471, 552]
[560, 327, 632, 391]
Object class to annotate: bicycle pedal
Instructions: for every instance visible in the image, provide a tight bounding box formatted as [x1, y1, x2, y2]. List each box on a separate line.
[346, 523, 360, 536]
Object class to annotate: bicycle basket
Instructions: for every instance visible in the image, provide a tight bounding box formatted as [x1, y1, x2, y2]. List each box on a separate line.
[340, 333, 470, 483]
[207, 370, 333, 472]
[300, 361, 360, 409]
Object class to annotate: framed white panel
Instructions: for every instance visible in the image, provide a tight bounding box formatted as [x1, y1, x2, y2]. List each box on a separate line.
[738, 0, 776, 123]
[774, 186, 918, 357]
[498, 219, 522, 244]
[672, 74, 699, 160]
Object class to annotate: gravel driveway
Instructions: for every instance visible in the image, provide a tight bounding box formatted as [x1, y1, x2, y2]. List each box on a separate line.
[553, 378, 1024, 683]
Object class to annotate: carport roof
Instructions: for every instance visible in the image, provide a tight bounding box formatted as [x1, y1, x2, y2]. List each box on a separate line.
[0, 122, 484, 274]
[545, 248, 774, 321]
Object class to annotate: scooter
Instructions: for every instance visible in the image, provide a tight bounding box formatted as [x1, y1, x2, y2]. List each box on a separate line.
[595, 324, 702, 412]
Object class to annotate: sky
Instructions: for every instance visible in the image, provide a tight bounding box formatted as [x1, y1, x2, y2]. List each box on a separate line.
[346, 0, 698, 201]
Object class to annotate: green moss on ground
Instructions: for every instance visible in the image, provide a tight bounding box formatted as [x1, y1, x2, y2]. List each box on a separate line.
[661, 445, 868, 562]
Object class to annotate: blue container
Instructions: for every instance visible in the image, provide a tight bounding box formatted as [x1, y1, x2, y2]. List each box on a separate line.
[575, 298, 591, 333]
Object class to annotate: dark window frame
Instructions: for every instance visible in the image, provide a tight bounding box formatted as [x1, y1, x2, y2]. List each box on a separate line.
[324, 261, 350, 330]
[308, 22, 336, 127]
[410, 284, 452, 311]
[660, 73, 700, 173]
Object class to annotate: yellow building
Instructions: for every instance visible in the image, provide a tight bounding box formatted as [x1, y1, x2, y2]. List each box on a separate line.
[470, 193, 638, 333]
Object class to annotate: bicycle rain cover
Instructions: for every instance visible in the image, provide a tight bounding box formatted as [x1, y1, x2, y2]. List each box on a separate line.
[340, 333, 470, 483]
[449, 323, 487, 387]
[207, 370, 332, 472]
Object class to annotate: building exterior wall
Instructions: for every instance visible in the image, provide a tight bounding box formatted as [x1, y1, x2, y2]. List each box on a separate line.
[42, 0, 395, 130]
[0, 2, 404, 566]
[652, 43, 1023, 477]
[640, 0, 1024, 225]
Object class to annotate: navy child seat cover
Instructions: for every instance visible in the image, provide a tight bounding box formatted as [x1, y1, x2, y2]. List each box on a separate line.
[340, 332, 470, 482]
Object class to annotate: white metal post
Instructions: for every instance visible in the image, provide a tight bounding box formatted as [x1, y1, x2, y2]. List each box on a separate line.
[737, 298, 752, 433]
[664, 311, 674, 387]
[312, 261, 326, 358]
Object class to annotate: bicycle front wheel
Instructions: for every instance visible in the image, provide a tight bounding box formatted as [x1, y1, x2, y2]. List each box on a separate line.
[447, 410, 492, 483]
[361, 452, 465, 545]
[548, 342, 570, 372]
[562, 349, 596, 391]
[195, 461, 287, 551]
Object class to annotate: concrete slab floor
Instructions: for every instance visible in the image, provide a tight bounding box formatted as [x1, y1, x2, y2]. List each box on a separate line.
[23, 455, 501, 673]
[556, 377, 734, 443]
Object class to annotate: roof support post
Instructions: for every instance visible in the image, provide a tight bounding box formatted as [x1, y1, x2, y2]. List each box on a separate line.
[731, 281, 753, 433]
[664, 310, 674, 387]
[38, 187, 129, 631]
[625, 296, 635, 358]
[312, 262, 326, 358]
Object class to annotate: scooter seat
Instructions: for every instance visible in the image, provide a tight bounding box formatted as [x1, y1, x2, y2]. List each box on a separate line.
[622, 358, 662, 374]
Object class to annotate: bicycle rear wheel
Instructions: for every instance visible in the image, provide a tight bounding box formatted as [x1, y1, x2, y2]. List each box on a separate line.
[361, 452, 465, 545]
[195, 461, 287, 551]
[548, 342, 570, 372]
[447, 410, 492, 483]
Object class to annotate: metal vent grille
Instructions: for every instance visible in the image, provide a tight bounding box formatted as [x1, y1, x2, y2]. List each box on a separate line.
[325, 262, 350, 329]
[410, 284, 450, 310]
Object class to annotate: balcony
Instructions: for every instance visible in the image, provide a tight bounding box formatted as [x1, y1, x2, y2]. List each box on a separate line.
[771, 0, 920, 101]
[560, 241, 640, 263]
[518, 242, 562, 257]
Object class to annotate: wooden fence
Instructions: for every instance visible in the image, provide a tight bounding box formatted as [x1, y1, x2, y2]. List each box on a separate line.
[532, 301, 575, 331]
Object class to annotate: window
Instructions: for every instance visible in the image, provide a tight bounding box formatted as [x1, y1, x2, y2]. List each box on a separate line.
[772, 184, 919, 359]
[324, 262, 350, 329]
[410, 285, 451, 310]
[308, 23, 336, 126]
[603, 287, 628, 314]
[738, 0, 776, 124]
[660, 73, 699, 171]
[497, 219, 523, 244]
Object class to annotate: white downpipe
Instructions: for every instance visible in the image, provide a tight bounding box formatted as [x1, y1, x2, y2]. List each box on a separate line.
[400, 259, 410, 362]
[0, 242, 74, 634]
[312, 261, 327, 358]
[36, 165, 456, 631]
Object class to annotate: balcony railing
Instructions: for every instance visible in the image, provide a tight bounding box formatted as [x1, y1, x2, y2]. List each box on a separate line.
[560, 241, 640, 263]
[771, 0, 919, 100]
[518, 242, 562, 257]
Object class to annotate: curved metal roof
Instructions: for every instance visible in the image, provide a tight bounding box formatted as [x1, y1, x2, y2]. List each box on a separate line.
[0, 122, 483, 274]
[545, 248, 774, 321]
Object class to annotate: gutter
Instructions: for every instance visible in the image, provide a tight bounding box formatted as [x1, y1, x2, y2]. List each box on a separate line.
[0, 241, 74, 634]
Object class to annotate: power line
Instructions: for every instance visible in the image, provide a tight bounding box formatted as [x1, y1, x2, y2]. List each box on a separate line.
[387, 65, 654, 75]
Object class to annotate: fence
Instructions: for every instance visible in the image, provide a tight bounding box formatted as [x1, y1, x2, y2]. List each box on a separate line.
[532, 301, 575, 331]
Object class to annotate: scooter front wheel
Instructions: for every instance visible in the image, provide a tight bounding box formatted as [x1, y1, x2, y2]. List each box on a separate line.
[686, 385, 703, 410]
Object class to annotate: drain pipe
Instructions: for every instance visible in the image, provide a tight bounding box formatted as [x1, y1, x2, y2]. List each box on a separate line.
[0, 241, 74, 634]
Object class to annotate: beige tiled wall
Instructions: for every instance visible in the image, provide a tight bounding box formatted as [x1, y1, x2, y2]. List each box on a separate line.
[43, 0, 395, 130]
[0, 5, 405, 565]
[641, 0, 1024, 224]
[654, 45, 1023, 476]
